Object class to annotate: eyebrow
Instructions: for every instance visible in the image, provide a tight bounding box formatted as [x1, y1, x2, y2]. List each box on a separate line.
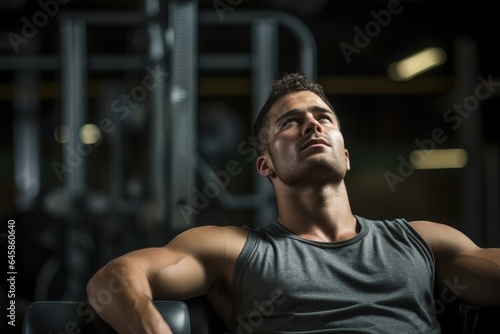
[275, 106, 336, 125]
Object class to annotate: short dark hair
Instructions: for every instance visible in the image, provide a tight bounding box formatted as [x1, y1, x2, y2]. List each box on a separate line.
[251, 72, 337, 154]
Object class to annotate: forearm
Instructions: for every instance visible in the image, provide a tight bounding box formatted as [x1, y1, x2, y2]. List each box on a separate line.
[86, 259, 172, 333]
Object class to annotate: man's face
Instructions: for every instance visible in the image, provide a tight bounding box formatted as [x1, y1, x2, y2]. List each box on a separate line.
[256, 91, 350, 187]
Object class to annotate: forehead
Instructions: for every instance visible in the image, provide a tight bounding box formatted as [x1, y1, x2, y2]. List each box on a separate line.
[268, 91, 332, 120]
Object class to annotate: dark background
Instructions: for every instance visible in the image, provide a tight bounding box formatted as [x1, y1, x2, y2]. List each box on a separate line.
[1, 0, 499, 333]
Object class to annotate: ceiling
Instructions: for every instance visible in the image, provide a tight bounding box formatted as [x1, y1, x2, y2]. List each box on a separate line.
[1, 0, 498, 69]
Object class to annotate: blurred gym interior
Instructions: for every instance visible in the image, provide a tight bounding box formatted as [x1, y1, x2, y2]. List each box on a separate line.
[0, 1, 499, 332]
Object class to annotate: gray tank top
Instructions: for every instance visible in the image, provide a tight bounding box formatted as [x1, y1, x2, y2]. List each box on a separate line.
[230, 216, 441, 333]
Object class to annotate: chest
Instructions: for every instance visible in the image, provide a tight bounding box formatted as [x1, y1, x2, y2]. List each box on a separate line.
[239, 236, 434, 306]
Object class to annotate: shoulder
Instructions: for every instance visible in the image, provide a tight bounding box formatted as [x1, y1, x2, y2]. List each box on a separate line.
[167, 225, 249, 259]
[171, 225, 249, 241]
[408, 220, 479, 255]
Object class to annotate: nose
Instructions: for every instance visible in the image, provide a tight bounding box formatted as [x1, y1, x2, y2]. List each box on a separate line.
[302, 116, 323, 136]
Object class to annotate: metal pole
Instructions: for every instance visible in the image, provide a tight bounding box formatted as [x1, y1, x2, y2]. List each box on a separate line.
[146, 0, 168, 244]
[168, 0, 199, 229]
[60, 18, 88, 199]
[199, 10, 317, 80]
[13, 72, 40, 212]
[60, 18, 89, 299]
[252, 18, 279, 227]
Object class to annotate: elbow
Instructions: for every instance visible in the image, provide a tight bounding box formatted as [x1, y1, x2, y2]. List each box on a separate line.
[86, 269, 100, 301]
[86, 265, 107, 311]
[86, 260, 126, 310]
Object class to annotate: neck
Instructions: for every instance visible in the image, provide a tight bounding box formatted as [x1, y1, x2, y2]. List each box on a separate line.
[274, 181, 357, 242]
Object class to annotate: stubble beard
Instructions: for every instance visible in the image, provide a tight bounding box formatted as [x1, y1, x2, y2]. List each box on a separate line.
[272, 150, 346, 188]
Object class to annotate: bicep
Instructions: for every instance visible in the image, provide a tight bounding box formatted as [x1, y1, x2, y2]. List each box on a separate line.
[110, 246, 208, 300]
[131, 226, 227, 300]
[153, 252, 211, 300]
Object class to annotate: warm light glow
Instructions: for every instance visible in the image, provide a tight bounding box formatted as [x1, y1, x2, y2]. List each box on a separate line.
[79, 123, 101, 144]
[410, 148, 468, 169]
[388, 47, 446, 81]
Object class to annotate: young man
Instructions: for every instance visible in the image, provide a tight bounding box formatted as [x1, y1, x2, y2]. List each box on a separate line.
[87, 73, 500, 333]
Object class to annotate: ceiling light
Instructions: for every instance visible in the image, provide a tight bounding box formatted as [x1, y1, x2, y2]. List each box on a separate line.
[80, 123, 101, 145]
[388, 47, 446, 81]
[410, 148, 468, 170]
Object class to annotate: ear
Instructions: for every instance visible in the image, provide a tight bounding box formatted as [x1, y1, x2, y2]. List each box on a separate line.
[256, 154, 274, 177]
[345, 149, 351, 171]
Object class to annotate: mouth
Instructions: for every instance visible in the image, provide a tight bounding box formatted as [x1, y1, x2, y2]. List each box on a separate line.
[302, 138, 331, 150]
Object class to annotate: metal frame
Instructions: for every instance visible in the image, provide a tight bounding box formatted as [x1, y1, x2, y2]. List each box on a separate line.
[196, 9, 318, 227]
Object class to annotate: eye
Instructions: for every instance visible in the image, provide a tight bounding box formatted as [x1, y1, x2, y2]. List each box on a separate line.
[318, 115, 332, 122]
[282, 118, 298, 127]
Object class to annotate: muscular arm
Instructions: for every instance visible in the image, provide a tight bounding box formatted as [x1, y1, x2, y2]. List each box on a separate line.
[86, 225, 245, 333]
[410, 221, 500, 306]
[87, 249, 174, 334]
